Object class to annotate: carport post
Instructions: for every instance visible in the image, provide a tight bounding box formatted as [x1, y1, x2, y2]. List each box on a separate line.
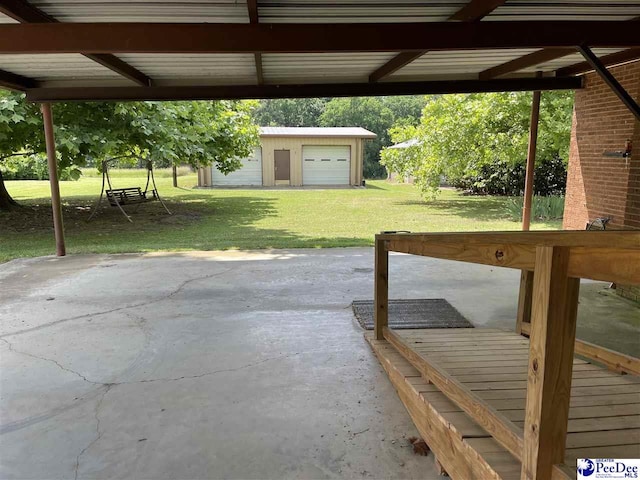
[516, 74, 541, 334]
[41, 102, 66, 257]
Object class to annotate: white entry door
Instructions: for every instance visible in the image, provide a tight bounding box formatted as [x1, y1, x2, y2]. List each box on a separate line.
[302, 146, 351, 185]
[212, 147, 262, 186]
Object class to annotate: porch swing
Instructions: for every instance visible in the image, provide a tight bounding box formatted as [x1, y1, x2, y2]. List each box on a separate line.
[88, 158, 172, 222]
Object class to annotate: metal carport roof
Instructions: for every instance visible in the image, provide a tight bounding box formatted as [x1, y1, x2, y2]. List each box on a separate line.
[0, 0, 639, 101]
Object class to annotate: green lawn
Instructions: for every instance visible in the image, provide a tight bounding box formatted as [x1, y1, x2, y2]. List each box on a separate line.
[0, 169, 560, 262]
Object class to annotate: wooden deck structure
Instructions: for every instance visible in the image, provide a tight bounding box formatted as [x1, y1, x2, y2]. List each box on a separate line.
[366, 231, 640, 479]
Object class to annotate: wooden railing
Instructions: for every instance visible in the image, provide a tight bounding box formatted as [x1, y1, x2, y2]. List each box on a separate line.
[374, 230, 640, 480]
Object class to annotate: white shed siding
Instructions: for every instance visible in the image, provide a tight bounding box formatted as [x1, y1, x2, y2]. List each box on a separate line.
[302, 145, 351, 185]
[212, 148, 263, 186]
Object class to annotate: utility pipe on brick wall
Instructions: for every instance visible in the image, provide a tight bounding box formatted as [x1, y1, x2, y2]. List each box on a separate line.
[522, 72, 542, 231]
[41, 103, 66, 256]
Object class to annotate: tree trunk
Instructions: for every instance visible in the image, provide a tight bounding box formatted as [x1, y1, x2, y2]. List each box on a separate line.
[172, 165, 178, 187]
[0, 169, 19, 211]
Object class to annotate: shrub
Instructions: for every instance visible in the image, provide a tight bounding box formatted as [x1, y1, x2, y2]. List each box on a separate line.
[450, 156, 567, 197]
[2, 154, 81, 181]
[505, 195, 565, 222]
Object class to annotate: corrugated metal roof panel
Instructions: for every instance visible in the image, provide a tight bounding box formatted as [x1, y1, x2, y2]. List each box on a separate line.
[30, 0, 250, 23]
[518, 48, 626, 72]
[260, 127, 377, 138]
[0, 13, 18, 23]
[486, 0, 640, 21]
[0, 54, 123, 81]
[258, 0, 467, 23]
[116, 54, 257, 84]
[389, 49, 538, 79]
[262, 53, 396, 83]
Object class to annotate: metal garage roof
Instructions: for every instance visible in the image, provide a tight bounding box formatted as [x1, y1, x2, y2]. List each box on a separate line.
[0, 0, 639, 101]
[260, 127, 377, 138]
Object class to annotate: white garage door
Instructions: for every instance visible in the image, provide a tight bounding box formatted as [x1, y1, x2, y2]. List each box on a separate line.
[212, 147, 262, 186]
[302, 146, 351, 186]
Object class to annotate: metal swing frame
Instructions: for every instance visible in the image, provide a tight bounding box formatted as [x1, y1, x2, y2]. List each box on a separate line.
[88, 158, 172, 222]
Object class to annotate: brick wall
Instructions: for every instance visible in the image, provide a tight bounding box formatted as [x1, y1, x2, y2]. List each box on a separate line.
[563, 61, 640, 231]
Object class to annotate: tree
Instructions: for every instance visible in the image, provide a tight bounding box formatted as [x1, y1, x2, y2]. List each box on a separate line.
[253, 98, 329, 127]
[380, 91, 574, 198]
[320, 96, 427, 178]
[0, 92, 259, 210]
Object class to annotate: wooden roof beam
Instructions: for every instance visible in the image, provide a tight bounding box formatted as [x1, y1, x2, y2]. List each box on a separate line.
[578, 45, 640, 121]
[247, 0, 263, 85]
[556, 48, 640, 77]
[369, 0, 507, 83]
[24, 76, 582, 103]
[0, 67, 38, 90]
[479, 48, 575, 80]
[0, 0, 152, 86]
[3, 22, 639, 54]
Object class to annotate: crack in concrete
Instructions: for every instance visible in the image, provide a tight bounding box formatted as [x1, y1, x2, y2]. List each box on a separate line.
[0, 338, 103, 385]
[74, 384, 113, 480]
[0, 267, 234, 339]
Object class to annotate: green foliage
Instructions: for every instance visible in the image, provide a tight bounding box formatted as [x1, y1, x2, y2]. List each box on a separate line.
[0, 91, 259, 180]
[451, 156, 567, 196]
[2, 155, 82, 181]
[319, 96, 427, 178]
[381, 91, 574, 198]
[253, 98, 329, 127]
[505, 195, 565, 222]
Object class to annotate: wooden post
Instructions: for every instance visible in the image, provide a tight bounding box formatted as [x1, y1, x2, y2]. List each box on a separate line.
[374, 236, 389, 340]
[522, 72, 542, 231]
[516, 270, 534, 334]
[521, 246, 580, 480]
[41, 103, 65, 257]
[172, 165, 178, 187]
[517, 74, 541, 334]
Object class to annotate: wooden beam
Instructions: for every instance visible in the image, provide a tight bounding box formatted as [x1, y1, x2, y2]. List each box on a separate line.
[578, 45, 640, 121]
[522, 71, 542, 230]
[2, 22, 640, 54]
[369, 52, 424, 83]
[374, 237, 388, 340]
[24, 77, 583, 102]
[479, 48, 574, 80]
[40, 103, 65, 257]
[385, 327, 525, 461]
[449, 0, 507, 21]
[516, 270, 534, 335]
[369, 0, 505, 83]
[0, 0, 151, 86]
[556, 48, 640, 77]
[0, 67, 38, 90]
[522, 246, 579, 479]
[519, 323, 640, 376]
[376, 231, 640, 249]
[254, 53, 264, 85]
[247, 0, 258, 24]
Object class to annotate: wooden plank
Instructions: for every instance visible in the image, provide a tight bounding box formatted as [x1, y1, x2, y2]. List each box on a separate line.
[369, 52, 424, 83]
[522, 246, 580, 480]
[566, 429, 640, 448]
[574, 339, 640, 376]
[480, 48, 575, 80]
[377, 231, 640, 249]
[455, 369, 619, 383]
[516, 270, 534, 334]
[374, 237, 388, 340]
[504, 404, 640, 422]
[416, 348, 529, 358]
[385, 327, 525, 460]
[466, 376, 639, 391]
[366, 335, 509, 479]
[449, 0, 507, 21]
[565, 444, 640, 462]
[387, 239, 536, 270]
[568, 246, 640, 284]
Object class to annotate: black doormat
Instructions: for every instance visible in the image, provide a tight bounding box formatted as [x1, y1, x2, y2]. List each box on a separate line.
[352, 299, 473, 330]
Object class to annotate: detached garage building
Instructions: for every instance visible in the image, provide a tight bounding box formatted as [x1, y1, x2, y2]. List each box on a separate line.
[197, 127, 376, 187]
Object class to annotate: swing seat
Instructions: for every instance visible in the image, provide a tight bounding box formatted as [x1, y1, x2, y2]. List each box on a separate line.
[106, 187, 157, 206]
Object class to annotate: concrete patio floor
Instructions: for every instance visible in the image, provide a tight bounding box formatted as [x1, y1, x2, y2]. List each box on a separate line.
[1, 248, 638, 479]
